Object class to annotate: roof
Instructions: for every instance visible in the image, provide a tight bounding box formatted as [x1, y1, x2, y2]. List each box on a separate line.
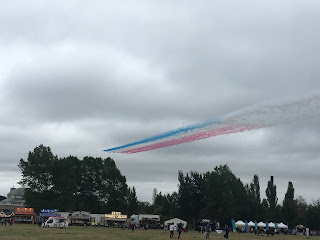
[164, 218, 187, 226]
[8, 188, 25, 197]
[1, 198, 24, 204]
[235, 220, 245, 226]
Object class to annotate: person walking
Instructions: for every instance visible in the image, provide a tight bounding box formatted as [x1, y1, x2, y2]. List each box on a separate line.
[169, 224, 174, 238]
[178, 223, 183, 239]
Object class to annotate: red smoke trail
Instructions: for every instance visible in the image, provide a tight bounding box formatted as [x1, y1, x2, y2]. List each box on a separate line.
[121, 125, 261, 154]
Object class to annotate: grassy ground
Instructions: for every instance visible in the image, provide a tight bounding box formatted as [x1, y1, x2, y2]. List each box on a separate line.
[0, 224, 318, 240]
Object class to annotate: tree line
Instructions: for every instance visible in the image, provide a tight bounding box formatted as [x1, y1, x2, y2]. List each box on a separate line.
[18, 145, 320, 230]
[18, 145, 139, 215]
[151, 165, 320, 230]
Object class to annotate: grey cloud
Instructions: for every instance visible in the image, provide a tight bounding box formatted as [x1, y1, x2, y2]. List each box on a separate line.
[1, 0, 320, 203]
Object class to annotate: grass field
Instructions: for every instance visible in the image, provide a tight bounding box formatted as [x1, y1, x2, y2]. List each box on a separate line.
[0, 225, 318, 240]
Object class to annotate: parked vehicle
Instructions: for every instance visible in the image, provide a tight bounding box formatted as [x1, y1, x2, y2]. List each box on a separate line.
[44, 216, 69, 228]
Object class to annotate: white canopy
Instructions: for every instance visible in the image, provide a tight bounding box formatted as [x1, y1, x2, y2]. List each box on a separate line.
[277, 222, 288, 229]
[257, 221, 265, 228]
[248, 221, 255, 227]
[164, 218, 187, 228]
[268, 222, 275, 228]
[235, 220, 245, 227]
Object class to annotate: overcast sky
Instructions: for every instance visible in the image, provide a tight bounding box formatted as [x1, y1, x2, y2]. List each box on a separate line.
[1, 1, 320, 207]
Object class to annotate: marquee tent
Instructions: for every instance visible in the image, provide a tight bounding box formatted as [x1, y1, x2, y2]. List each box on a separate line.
[235, 220, 245, 227]
[164, 218, 187, 228]
[257, 221, 265, 228]
[278, 222, 288, 229]
[248, 221, 255, 227]
[268, 222, 275, 228]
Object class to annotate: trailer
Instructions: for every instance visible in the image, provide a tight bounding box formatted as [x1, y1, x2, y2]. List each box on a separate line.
[130, 214, 160, 229]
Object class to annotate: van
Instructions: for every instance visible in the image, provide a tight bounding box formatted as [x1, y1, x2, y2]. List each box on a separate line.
[44, 216, 69, 228]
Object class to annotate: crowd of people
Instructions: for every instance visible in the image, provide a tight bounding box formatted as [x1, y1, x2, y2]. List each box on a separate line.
[0, 218, 13, 226]
[198, 224, 229, 239]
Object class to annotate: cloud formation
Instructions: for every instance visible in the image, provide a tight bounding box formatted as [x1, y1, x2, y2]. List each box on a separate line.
[0, 0, 320, 204]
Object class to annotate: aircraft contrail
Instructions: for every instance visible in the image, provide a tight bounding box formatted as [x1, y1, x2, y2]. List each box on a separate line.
[104, 91, 320, 154]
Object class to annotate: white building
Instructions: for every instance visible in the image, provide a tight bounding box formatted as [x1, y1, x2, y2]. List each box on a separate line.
[0, 188, 25, 212]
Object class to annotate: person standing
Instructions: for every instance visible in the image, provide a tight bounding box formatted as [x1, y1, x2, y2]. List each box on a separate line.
[205, 224, 211, 239]
[224, 224, 229, 239]
[169, 224, 174, 238]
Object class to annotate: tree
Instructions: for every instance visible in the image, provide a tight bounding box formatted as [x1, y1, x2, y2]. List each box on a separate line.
[51, 156, 80, 211]
[265, 179, 278, 209]
[18, 145, 57, 211]
[306, 199, 320, 230]
[245, 174, 264, 220]
[295, 196, 307, 226]
[178, 170, 204, 221]
[78, 156, 128, 213]
[282, 181, 296, 226]
[126, 186, 138, 216]
[250, 175, 261, 204]
[203, 165, 249, 224]
[284, 182, 294, 201]
[265, 178, 278, 220]
[18, 145, 130, 213]
[19, 145, 57, 192]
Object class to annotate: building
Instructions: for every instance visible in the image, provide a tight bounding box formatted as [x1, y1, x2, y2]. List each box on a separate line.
[0, 188, 25, 213]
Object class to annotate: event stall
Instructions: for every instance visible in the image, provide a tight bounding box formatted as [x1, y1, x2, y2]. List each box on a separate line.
[235, 220, 245, 227]
[278, 222, 288, 229]
[164, 218, 187, 228]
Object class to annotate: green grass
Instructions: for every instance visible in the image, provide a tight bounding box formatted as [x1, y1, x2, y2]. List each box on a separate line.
[0, 224, 317, 240]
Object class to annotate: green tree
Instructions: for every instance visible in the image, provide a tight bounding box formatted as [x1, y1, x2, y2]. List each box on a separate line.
[265, 178, 278, 219]
[18, 145, 130, 213]
[18, 145, 57, 211]
[266, 179, 278, 209]
[51, 156, 80, 211]
[294, 196, 307, 226]
[245, 174, 264, 220]
[282, 181, 296, 227]
[126, 186, 138, 216]
[203, 165, 249, 224]
[78, 156, 128, 213]
[19, 145, 57, 192]
[306, 199, 320, 230]
[250, 175, 261, 204]
[178, 170, 204, 222]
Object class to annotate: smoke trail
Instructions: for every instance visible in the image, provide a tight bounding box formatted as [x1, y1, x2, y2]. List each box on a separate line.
[104, 91, 320, 154]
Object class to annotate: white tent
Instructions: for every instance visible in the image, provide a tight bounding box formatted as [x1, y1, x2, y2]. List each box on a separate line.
[235, 220, 245, 227]
[164, 218, 187, 228]
[258, 221, 266, 228]
[248, 221, 255, 227]
[277, 222, 288, 229]
[268, 222, 275, 228]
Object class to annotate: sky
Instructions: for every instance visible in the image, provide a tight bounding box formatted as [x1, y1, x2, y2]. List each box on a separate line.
[1, 0, 320, 206]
